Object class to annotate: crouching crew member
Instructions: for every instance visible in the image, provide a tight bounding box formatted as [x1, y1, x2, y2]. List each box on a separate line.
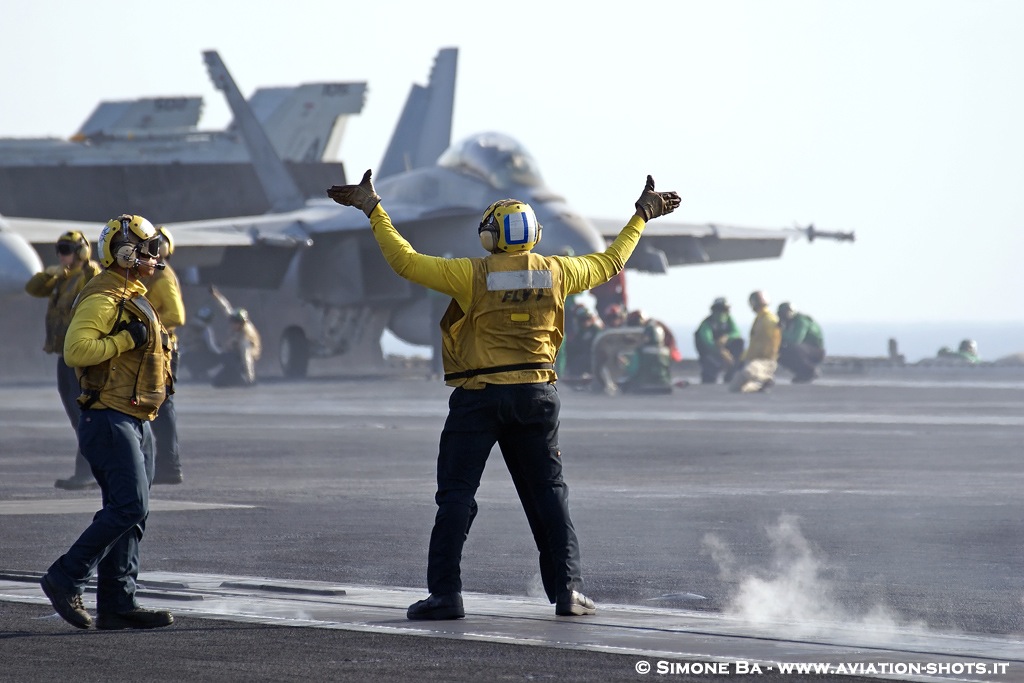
[777, 302, 825, 383]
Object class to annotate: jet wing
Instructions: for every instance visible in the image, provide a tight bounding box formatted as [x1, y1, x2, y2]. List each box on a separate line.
[591, 218, 851, 273]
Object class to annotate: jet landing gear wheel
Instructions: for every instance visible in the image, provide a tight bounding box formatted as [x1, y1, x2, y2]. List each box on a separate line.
[280, 326, 310, 378]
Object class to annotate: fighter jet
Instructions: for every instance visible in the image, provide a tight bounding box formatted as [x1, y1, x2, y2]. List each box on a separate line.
[1, 48, 851, 378]
[0, 216, 42, 296]
[0, 78, 367, 222]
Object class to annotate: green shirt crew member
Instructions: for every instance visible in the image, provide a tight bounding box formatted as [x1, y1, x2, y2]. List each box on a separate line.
[328, 170, 681, 621]
[623, 322, 673, 394]
[777, 302, 825, 383]
[693, 297, 744, 384]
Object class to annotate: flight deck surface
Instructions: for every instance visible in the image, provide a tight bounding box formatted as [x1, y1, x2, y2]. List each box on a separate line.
[1, 373, 1021, 681]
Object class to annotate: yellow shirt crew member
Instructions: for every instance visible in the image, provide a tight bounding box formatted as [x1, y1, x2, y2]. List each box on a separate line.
[65, 266, 171, 420]
[368, 205, 645, 389]
[42, 214, 175, 632]
[328, 170, 681, 622]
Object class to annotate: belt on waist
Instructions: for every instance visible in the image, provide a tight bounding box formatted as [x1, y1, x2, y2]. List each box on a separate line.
[444, 362, 553, 382]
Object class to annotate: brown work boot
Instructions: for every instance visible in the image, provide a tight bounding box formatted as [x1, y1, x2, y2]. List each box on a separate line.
[40, 574, 92, 629]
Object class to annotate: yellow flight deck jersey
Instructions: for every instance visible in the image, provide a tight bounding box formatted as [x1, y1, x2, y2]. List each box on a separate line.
[368, 204, 646, 389]
[743, 308, 781, 362]
[143, 264, 186, 349]
[64, 270, 172, 421]
[24, 259, 101, 354]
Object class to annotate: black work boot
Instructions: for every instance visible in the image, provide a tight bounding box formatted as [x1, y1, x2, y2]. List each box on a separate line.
[96, 606, 174, 630]
[407, 593, 465, 620]
[555, 590, 596, 616]
[40, 574, 92, 629]
[54, 475, 98, 490]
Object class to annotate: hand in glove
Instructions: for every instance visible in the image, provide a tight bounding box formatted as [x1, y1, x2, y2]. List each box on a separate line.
[44, 265, 66, 278]
[634, 175, 681, 222]
[117, 319, 148, 350]
[327, 169, 381, 217]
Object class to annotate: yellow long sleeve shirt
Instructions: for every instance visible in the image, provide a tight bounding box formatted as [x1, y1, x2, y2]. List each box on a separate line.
[367, 204, 646, 306]
[743, 307, 781, 362]
[368, 204, 647, 387]
[64, 272, 147, 368]
[144, 264, 186, 340]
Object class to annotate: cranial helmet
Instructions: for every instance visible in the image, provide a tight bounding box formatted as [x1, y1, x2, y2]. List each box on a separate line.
[959, 339, 977, 355]
[157, 225, 175, 259]
[478, 199, 542, 253]
[196, 306, 214, 324]
[777, 302, 794, 319]
[97, 214, 158, 269]
[643, 321, 665, 346]
[711, 297, 729, 313]
[56, 230, 91, 262]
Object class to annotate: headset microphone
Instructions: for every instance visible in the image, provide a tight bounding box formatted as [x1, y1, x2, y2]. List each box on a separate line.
[132, 255, 164, 270]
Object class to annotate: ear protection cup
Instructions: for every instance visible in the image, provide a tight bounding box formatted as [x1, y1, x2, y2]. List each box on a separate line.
[479, 204, 500, 253]
[114, 243, 139, 269]
[57, 230, 91, 262]
[478, 229, 498, 253]
[156, 226, 174, 259]
[98, 214, 157, 268]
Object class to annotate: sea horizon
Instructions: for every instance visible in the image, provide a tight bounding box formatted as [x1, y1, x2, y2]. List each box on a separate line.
[383, 320, 1024, 365]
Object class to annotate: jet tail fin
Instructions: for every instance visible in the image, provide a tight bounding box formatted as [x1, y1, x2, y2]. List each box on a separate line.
[247, 81, 367, 162]
[203, 50, 306, 213]
[378, 47, 458, 179]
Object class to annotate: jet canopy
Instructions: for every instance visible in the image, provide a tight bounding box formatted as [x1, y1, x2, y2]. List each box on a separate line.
[437, 132, 544, 190]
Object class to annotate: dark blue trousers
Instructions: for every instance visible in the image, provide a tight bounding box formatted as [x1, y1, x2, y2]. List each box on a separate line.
[151, 350, 180, 478]
[427, 383, 583, 603]
[56, 356, 92, 480]
[47, 409, 153, 613]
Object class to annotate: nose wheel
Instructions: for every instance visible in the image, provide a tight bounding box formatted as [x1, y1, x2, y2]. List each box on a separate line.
[279, 326, 309, 378]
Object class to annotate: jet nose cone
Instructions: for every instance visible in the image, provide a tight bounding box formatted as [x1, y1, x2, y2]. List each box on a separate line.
[0, 231, 43, 296]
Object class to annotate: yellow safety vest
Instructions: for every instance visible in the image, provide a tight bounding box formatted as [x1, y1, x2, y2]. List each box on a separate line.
[24, 260, 101, 354]
[441, 252, 565, 389]
[74, 271, 172, 420]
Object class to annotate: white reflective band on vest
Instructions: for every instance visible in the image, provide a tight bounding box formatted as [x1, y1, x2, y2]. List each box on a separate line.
[486, 270, 553, 291]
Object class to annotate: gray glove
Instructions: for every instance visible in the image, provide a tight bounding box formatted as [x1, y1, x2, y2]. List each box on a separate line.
[118, 319, 148, 349]
[327, 169, 381, 217]
[634, 175, 681, 221]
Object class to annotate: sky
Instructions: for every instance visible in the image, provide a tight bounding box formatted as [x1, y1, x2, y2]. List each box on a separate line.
[2, 1, 1022, 359]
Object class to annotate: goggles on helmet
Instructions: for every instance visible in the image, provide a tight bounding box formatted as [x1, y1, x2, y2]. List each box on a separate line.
[137, 236, 162, 260]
